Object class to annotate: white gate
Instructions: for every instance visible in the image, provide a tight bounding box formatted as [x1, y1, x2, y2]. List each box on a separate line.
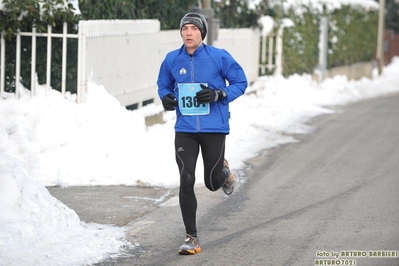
[259, 28, 283, 76]
[0, 22, 77, 99]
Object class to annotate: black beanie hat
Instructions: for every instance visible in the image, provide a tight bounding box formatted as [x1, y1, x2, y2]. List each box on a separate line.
[180, 13, 208, 40]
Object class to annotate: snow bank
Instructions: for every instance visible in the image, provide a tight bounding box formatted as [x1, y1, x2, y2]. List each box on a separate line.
[0, 152, 129, 266]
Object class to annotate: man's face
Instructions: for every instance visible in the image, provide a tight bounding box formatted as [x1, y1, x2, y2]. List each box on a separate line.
[181, 24, 203, 54]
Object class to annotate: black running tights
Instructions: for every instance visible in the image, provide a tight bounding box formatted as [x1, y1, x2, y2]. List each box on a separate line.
[175, 132, 228, 237]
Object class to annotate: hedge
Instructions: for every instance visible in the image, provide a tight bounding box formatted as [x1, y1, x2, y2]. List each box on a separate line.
[280, 3, 378, 76]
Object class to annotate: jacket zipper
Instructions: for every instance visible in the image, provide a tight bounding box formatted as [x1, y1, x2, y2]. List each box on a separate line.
[190, 55, 201, 132]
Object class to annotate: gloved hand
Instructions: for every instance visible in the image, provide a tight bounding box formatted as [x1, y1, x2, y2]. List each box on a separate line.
[162, 94, 177, 111]
[196, 84, 218, 104]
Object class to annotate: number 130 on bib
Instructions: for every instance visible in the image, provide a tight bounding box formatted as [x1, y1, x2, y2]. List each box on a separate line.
[178, 83, 210, 116]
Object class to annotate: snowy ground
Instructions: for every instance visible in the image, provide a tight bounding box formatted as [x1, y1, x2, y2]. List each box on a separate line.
[1, 57, 399, 265]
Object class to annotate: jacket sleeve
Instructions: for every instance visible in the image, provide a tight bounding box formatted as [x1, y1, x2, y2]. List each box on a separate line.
[219, 49, 248, 103]
[157, 54, 176, 100]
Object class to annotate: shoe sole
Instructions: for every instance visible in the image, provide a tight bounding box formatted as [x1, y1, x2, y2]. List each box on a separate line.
[178, 247, 201, 255]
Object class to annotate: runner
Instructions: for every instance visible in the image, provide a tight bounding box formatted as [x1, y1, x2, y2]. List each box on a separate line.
[157, 12, 247, 255]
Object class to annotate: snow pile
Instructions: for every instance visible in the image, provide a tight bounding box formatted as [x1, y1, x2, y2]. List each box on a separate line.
[0, 152, 129, 266]
[0, 84, 168, 187]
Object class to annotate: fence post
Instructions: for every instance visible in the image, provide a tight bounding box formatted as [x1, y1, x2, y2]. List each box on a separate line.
[46, 25, 52, 92]
[318, 16, 328, 82]
[61, 22, 67, 96]
[275, 27, 283, 76]
[377, 0, 386, 75]
[15, 32, 21, 99]
[267, 34, 274, 72]
[77, 20, 86, 103]
[0, 33, 5, 98]
[260, 34, 266, 75]
[31, 27, 37, 96]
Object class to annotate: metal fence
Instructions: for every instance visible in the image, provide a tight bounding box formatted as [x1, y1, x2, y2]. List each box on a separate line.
[0, 22, 77, 99]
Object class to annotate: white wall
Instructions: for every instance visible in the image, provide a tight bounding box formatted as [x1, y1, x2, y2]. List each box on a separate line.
[213, 28, 260, 85]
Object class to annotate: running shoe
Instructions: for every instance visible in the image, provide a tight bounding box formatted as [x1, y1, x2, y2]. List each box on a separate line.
[222, 159, 236, 195]
[178, 234, 201, 255]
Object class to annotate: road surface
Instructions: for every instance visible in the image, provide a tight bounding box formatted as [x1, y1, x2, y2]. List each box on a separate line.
[53, 94, 399, 266]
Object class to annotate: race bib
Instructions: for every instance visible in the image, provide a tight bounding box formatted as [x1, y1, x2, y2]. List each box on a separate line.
[178, 83, 210, 116]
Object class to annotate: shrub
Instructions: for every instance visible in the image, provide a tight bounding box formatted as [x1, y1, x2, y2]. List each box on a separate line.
[277, 2, 378, 76]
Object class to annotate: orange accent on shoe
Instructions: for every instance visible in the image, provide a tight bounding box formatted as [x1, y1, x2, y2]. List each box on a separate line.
[178, 235, 201, 255]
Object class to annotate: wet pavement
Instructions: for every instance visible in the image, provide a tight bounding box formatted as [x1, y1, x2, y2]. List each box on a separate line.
[47, 185, 177, 227]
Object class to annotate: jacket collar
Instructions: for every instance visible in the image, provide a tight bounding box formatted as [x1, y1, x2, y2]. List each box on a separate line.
[181, 43, 206, 56]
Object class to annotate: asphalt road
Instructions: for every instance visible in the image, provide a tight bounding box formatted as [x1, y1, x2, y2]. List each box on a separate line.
[50, 93, 399, 266]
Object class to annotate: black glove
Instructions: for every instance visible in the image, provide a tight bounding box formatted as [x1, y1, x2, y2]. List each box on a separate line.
[196, 84, 218, 104]
[196, 84, 226, 104]
[162, 94, 177, 111]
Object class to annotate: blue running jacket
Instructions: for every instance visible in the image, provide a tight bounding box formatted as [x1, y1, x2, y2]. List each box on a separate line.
[157, 44, 248, 134]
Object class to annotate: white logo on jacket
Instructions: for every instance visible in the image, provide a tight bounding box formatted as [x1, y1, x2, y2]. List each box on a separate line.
[179, 68, 187, 75]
